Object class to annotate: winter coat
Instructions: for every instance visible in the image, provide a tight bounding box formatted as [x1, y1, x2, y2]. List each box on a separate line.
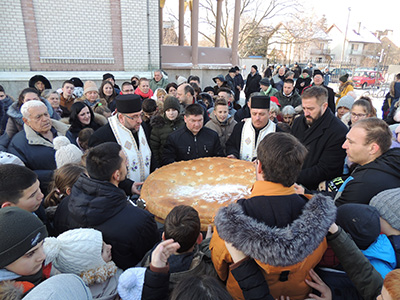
[234, 74, 245, 102]
[141, 239, 216, 293]
[244, 72, 261, 99]
[213, 82, 230, 95]
[0, 96, 14, 134]
[276, 90, 302, 109]
[291, 108, 348, 190]
[303, 83, 336, 113]
[59, 93, 76, 112]
[150, 114, 185, 166]
[234, 104, 250, 122]
[335, 148, 400, 206]
[7, 121, 69, 190]
[294, 76, 311, 94]
[292, 66, 302, 79]
[327, 226, 383, 300]
[141, 243, 272, 300]
[225, 74, 236, 91]
[162, 126, 224, 165]
[210, 181, 336, 300]
[53, 174, 160, 270]
[205, 112, 236, 154]
[149, 77, 169, 92]
[362, 234, 397, 279]
[22, 274, 93, 300]
[260, 86, 278, 97]
[270, 74, 285, 92]
[336, 81, 354, 105]
[5, 99, 60, 140]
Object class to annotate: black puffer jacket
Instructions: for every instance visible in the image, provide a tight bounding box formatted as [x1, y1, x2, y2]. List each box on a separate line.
[54, 174, 160, 270]
[335, 148, 400, 206]
[162, 126, 224, 165]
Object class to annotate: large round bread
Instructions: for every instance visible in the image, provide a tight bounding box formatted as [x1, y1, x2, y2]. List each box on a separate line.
[141, 157, 255, 230]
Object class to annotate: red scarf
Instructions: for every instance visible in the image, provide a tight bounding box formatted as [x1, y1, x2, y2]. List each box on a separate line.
[135, 88, 153, 99]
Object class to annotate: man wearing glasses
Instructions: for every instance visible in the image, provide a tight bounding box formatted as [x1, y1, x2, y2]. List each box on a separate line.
[89, 94, 153, 195]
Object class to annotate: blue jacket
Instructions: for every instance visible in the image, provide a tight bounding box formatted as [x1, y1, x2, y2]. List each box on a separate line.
[362, 234, 397, 278]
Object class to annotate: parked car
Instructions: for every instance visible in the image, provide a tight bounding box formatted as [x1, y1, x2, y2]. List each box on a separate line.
[330, 68, 353, 83]
[352, 70, 384, 89]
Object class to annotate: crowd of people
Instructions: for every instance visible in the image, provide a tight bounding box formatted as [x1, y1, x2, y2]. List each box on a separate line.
[0, 65, 400, 300]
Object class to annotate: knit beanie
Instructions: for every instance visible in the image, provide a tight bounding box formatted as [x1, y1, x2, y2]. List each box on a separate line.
[163, 96, 180, 113]
[260, 78, 271, 87]
[53, 136, 83, 168]
[176, 76, 187, 86]
[370, 188, 400, 231]
[44, 228, 105, 275]
[84, 81, 98, 95]
[336, 204, 380, 250]
[0, 207, 47, 268]
[336, 95, 355, 111]
[118, 267, 146, 300]
[339, 74, 349, 83]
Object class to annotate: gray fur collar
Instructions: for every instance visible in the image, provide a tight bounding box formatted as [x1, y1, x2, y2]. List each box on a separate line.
[215, 193, 336, 266]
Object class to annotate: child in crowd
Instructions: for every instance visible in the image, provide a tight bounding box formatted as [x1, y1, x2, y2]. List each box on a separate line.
[44, 163, 86, 222]
[205, 98, 237, 155]
[377, 269, 400, 300]
[44, 228, 122, 300]
[0, 164, 43, 213]
[0, 207, 48, 298]
[53, 136, 83, 168]
[77, 128, 95, 151]
[137, 206, 215, 293]
[336, 203, 397, 278]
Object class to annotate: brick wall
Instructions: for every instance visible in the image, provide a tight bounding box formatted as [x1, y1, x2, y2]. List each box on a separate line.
[0, 1, 31, 71]
[33, 0, 114, 59]
[0, 0, 159, 72]
[120, 0, 160, 71]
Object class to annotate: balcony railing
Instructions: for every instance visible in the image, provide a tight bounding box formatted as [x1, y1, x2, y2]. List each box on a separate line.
[310, 49, 331, 55]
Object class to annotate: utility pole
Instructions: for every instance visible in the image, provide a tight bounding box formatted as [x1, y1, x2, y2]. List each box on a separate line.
[340, 7, 351, 69]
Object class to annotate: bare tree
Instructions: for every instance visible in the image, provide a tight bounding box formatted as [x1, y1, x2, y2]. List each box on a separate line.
[164, 0, 301, 49]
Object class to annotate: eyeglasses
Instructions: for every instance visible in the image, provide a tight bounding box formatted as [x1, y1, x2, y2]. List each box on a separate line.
[351, 112, 367, 119]
[123, 113, 141, 121]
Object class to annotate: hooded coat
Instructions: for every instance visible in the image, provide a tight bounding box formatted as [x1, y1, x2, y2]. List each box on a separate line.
[335, 148, 400, 206]
[210, 183, 336, 300]
[53, 174, 160, 270]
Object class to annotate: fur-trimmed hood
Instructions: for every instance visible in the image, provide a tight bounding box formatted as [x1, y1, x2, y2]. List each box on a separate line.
[215, 193, 336, 266]
[0, 281, 23, 300]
